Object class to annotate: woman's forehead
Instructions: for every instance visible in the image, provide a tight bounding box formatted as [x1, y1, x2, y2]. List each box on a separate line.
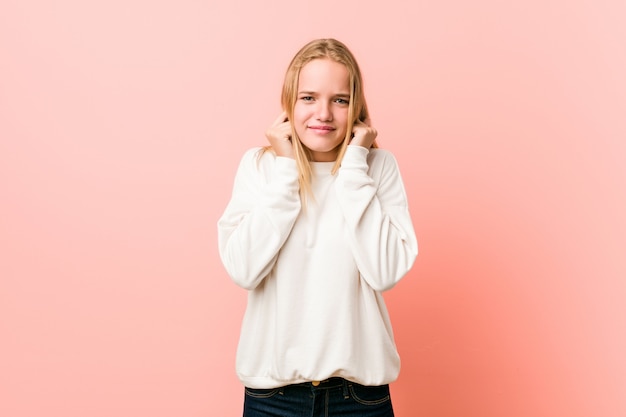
[298, 59, 350, 92]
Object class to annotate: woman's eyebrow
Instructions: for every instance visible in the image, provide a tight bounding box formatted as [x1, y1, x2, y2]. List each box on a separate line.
[298, 91, 350, 98]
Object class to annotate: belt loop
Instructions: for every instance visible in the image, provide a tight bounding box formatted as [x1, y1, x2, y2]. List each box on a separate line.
[342, 379, 349, 399]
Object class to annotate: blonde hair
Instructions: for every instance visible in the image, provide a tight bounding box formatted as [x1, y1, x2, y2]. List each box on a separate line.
[264, 38, 377, 202]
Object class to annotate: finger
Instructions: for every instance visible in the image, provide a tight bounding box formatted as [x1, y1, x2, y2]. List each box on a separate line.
[277, 123, 293, 139]
[363, 117, 372, 127]
[273, 111, 288, 126]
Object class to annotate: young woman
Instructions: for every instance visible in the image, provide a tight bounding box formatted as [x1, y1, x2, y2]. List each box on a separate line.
[218, 38, 418, 417]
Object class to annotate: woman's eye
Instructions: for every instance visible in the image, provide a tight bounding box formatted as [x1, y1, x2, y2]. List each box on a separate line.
[301, 96, 314, 101]
[335, 98, 349, 105]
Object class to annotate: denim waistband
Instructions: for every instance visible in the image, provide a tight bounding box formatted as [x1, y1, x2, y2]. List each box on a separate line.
[290, 377, 350, 399]
[298, 377, 346, 389]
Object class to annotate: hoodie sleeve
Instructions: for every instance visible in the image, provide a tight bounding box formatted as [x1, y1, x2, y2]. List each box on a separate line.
[334, 145, 418, 291]
[217, 148, 302, 290]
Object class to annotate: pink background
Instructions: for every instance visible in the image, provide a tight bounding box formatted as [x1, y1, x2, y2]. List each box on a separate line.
[1, 1, 625, 416]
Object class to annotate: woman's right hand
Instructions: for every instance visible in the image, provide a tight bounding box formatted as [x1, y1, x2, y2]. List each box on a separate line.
[265, 111, 294, 158]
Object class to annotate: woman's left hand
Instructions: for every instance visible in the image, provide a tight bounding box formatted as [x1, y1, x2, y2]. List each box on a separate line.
[350, 118, 377, 149]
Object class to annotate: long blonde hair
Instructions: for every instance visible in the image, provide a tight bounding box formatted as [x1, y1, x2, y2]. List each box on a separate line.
[264, 38, 377, 202]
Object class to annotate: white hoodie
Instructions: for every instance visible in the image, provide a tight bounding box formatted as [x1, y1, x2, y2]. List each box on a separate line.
[218, 145, 418, 389]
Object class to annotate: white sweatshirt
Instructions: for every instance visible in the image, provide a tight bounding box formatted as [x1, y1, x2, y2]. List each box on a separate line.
[218, 145, 418, 389]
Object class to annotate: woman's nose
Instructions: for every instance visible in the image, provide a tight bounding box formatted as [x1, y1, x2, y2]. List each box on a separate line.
[316, 102, 332, 121]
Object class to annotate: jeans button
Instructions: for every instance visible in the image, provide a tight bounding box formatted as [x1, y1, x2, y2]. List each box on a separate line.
[311, 381, 320, 386]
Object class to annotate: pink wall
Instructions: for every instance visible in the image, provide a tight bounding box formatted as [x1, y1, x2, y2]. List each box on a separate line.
[1, 1, 625, 416]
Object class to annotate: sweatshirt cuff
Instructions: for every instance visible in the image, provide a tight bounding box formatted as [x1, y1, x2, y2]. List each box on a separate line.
[275, 155, 298, 172]
[273, 156, 299, 189]
[341, 145, 370, 170]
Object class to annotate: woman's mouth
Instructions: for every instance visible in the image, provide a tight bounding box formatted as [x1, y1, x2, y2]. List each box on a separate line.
[308, 125, 335, 133]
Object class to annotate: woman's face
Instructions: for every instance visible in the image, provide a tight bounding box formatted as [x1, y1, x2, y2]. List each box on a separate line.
[292, 59, 350, 162]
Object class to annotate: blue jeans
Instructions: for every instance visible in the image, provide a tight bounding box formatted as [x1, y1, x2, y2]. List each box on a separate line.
[243, 377, 395, 417]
